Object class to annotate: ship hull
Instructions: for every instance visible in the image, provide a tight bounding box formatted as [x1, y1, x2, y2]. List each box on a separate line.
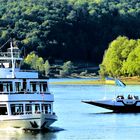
[0, 113, 57, 130]
[82, 99, 140, 113]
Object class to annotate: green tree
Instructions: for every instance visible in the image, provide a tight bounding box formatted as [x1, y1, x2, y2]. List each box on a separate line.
[60, 61, 74, 76]
[122, 45, 140, 76]
[100, 36, 137, 77]
[24, 51, 52, 76]
[100, 36, 127, 77]
[44, 60, 50, 76]
[24, 51, 44, 71]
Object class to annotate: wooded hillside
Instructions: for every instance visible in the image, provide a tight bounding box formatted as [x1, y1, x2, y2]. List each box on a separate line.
[0, 0, 140, 64]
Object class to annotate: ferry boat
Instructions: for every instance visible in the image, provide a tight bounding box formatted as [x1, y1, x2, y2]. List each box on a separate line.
[0, 42, 57, 130]
[82, 79, 140, 113]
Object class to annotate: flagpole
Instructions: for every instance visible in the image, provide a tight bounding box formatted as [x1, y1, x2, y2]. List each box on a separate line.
[114, 77, 117, 98]
[114, 77, 126, 98]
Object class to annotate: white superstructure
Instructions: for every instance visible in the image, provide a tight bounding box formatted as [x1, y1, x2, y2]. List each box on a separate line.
[0, 42, 57, 130]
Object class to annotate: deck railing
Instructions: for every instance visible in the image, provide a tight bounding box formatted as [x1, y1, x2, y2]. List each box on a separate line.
[12, 111, 52, 115]
[0, 52, 20, 58]
[0, 91, 51, 94]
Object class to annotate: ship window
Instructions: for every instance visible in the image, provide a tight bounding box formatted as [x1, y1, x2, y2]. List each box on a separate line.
[23, 79, 26, 90]
[3, 83, 7, 92]
[15, 82, 21, 92]
[25, 104, 32, 114]
[10, 83, 13, 91]
[9, 61, 12, 68]
[0, 83, 3, 92]
[0, 104, 7, 115]
[32, 84, 36, 92]
[36, 83, 40, 93]
[43, 83, 48, 92]
[11, 104, 23, 115]
[15, 60, 20, 68]
[32, 104, 40, 114]
[40, 82, 48, 92]
[6, 82, 13, 92]
[30, 82, 36, 92]
[41, 104, 51, 114]
[35, 104, 40, 113]
[40, 84, 41, 91]
[0, 63, 5, 68]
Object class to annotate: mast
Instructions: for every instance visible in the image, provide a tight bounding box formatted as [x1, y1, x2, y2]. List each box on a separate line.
[10, 42, 15, 78]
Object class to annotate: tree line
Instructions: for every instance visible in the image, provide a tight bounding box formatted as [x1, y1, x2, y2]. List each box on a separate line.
[0, 0, 140, 64]
[23, 52, 74, 77]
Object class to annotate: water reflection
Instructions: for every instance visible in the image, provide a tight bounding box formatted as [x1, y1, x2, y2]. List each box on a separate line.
[0, 128, 59, 140]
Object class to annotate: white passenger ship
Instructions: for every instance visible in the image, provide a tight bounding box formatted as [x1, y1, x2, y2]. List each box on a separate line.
[0, 42, 57, 130]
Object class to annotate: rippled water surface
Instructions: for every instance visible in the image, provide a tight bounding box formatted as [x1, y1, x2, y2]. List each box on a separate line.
[1, 79, 140, 140]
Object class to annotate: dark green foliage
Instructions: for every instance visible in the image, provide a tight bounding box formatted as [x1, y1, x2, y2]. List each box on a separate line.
[0, 0, 140, 64]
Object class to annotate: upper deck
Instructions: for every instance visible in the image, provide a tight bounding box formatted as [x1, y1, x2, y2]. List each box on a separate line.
[0, 69, 38, 78]
[0, 43, 39, 78]
[0, 47, 22, 60]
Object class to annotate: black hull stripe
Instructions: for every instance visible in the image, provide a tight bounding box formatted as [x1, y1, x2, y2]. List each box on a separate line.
[83, 101, 140, 112]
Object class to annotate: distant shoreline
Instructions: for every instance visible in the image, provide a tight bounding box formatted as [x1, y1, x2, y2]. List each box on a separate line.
[49, 76, 140, 85]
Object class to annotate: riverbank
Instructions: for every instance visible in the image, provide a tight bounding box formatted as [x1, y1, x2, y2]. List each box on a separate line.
[49, 76, 140, 85]
[120, 76, 140, 85]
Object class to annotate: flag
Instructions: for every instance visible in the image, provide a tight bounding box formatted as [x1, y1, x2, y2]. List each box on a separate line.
[115, 79, 126, 87]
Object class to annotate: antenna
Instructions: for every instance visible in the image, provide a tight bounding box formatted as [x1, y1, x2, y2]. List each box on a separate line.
[10, 41, 15, 78]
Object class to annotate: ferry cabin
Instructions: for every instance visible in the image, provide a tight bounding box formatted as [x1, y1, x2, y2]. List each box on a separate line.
[0, 78, 54, 117]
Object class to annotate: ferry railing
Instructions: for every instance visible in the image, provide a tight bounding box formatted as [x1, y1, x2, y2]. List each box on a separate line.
[0, 52, 20, 58]
[0, 91, 51, 94]
[12, 111, 33, 115]
[25, 111, 32, 114]
[12, 111, 54, 115]
[19, 69, 38, 72]
[25, 111, 50, 115]
[12, 112, 24, 115]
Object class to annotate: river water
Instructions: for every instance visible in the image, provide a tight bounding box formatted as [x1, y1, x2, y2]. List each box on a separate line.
[1, 79, 140, 140]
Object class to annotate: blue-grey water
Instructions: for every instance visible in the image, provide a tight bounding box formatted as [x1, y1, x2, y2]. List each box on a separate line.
[1, 79, 140, 140]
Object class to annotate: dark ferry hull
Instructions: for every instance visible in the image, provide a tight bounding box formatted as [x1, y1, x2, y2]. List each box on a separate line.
[82, 99, 140, 113]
